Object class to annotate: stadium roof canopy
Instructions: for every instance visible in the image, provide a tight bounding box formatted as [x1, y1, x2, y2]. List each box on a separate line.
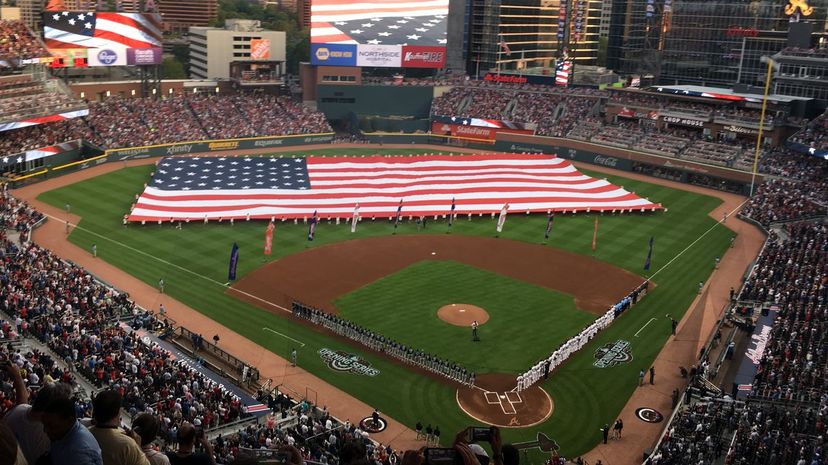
[652, 85, 812, 104]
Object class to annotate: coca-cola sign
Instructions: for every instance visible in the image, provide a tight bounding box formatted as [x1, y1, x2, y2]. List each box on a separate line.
[593, 155, 619, 167]
[401, 46, 446, 68]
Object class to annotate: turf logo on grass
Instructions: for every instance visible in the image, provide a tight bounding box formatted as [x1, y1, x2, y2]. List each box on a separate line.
[593, 340, 632, 368]
[318, 348, 380, 376]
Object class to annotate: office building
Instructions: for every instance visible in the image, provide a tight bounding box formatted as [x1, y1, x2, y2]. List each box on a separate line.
[189, 19, 286, 82]
[607, 0, 828, 87]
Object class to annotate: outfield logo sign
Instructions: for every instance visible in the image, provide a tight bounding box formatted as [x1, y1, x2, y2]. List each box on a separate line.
[319, 348, 379, 376]
[593, 339, 632, 368]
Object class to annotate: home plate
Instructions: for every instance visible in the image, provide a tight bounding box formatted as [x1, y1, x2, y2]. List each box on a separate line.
[431, 252, 436, 255]
[500, 395, 506, 399]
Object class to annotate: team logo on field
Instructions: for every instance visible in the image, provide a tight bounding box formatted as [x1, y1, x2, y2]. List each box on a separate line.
[593, 340, 633, 368]
[635, 407, 664, 423]
[318, 348, 379, 376]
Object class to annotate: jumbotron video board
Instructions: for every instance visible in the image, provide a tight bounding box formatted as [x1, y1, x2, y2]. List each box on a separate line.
[43, 11, 163, 67]
[310, 0, 447, 68]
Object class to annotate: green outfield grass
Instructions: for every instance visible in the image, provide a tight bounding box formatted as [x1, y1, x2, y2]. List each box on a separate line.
[335, 260, 595, 373]
[37, 147, 734, 458]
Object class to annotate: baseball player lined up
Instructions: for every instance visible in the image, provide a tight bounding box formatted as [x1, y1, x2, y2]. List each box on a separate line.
[516, 302, 617, 391]
[292, 302, 475, 385]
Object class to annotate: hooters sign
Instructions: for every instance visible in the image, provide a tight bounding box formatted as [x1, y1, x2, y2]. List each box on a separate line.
[401, 46, 446, 68]
[250, 39, 271, 60]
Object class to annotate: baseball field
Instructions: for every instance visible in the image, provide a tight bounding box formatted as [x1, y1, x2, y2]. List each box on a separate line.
[35, 147, 733, 458]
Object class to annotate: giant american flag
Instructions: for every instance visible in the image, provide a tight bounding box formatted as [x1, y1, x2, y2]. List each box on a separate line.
[127, 154, 661, 222]
[311, 0, 447, 45]
[43, 11, 162, 49]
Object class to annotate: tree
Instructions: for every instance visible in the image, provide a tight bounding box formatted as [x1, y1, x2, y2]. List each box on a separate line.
[161, 57, 187, 79]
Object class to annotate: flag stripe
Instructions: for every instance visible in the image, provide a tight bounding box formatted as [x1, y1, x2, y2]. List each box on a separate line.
[127, 154, 661, 222]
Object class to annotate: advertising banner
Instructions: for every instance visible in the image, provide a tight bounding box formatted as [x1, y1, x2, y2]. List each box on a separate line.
[250, 39, 271, 60]
[48, 48, 88, 68]
[89, 47, 128, 67]
[431, 122, 533, 140]
[356, 44, 402, 67]
[482, 72, 558, 86]
[311, 44, 357, 66]
[432, 115, 536, 131]
[401, 46, 446, 68]
[127, 48, 162, 65]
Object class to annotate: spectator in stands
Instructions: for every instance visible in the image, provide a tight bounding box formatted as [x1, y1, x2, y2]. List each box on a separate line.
[166, 421, 215, 465]
[131, 413, 170, 465]
[0, 421, 27, 465]
[3, 377, 74, 464]
[89, 389, 149, 465]
[41, 396, 103, 465]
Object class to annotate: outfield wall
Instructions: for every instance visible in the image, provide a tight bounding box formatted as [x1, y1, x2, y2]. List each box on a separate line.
[7, 131, 762, 196]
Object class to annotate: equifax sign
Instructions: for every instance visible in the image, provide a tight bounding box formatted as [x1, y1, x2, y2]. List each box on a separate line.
[401, 46, 446, 68]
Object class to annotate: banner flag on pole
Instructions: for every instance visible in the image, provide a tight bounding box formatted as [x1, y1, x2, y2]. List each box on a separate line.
[544, 212, 555, 240]
[351, 203, 360, 233]
[307, 210, 318, 241]
[448, 197, 456, 227]
[264, 221, 274, 255]
[228, 242, 239, 280]
[393, 199, 403, 230]
[496, 203, 509, 233]
[644, 236, 654, 271]
[591, 217, 599, 251]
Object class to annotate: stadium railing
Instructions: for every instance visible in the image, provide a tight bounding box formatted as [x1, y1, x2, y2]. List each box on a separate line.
[175, 325, 261, 388]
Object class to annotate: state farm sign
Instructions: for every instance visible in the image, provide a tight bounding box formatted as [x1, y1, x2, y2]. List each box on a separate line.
[431, 122, 534, 140]
[401, 46, 446, 68]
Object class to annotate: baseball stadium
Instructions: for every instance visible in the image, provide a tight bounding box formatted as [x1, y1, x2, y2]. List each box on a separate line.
[0, 1, 826, 465]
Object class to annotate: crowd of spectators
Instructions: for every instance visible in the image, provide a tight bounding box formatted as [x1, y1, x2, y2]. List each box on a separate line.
[740, 178, 826, 224]
[0, 76, 86, 125]
[650, 145, 827, 465]
[738, 222, 827, 403]
[431, 85, 600, 132]
[0, 20, 49, 65]
[0, 189, 254, 436]
[0, 93, 333, 156]
[726, 402, 827, 465]
[647, 397, 736, 464]
[789, 110, 828, 154]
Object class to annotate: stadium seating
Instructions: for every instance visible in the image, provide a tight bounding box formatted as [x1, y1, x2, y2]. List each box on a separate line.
[0, 20, 49, 65]
[0, 93, 333, 156]
[649, 158, 827, 465]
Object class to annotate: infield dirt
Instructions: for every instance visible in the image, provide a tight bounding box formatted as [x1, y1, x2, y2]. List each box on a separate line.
[230, 234, 646, 316]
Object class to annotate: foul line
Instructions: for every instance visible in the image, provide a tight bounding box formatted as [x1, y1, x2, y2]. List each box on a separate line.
[49, 213, 292, 314]
[263, 327, 306, 347]
[648, 199, 748, 281]
[634, 318, 656, 338]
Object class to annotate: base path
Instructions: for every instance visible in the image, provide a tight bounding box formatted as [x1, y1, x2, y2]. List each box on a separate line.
[232, 235, 644, 316]
[437, 304, 489, 327]
[456, 373, 553, 428]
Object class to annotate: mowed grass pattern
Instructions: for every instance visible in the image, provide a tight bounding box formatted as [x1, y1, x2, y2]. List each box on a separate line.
[335, 260, 595, 372]
[37, 148, 734, 457]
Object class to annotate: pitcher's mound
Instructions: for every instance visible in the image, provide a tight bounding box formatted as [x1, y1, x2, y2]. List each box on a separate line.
[456, 373, 553, 428]
[437, 304, 489, 326]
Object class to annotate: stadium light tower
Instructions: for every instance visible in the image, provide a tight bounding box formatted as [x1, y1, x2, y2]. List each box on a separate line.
[751, 56, 779, 197]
